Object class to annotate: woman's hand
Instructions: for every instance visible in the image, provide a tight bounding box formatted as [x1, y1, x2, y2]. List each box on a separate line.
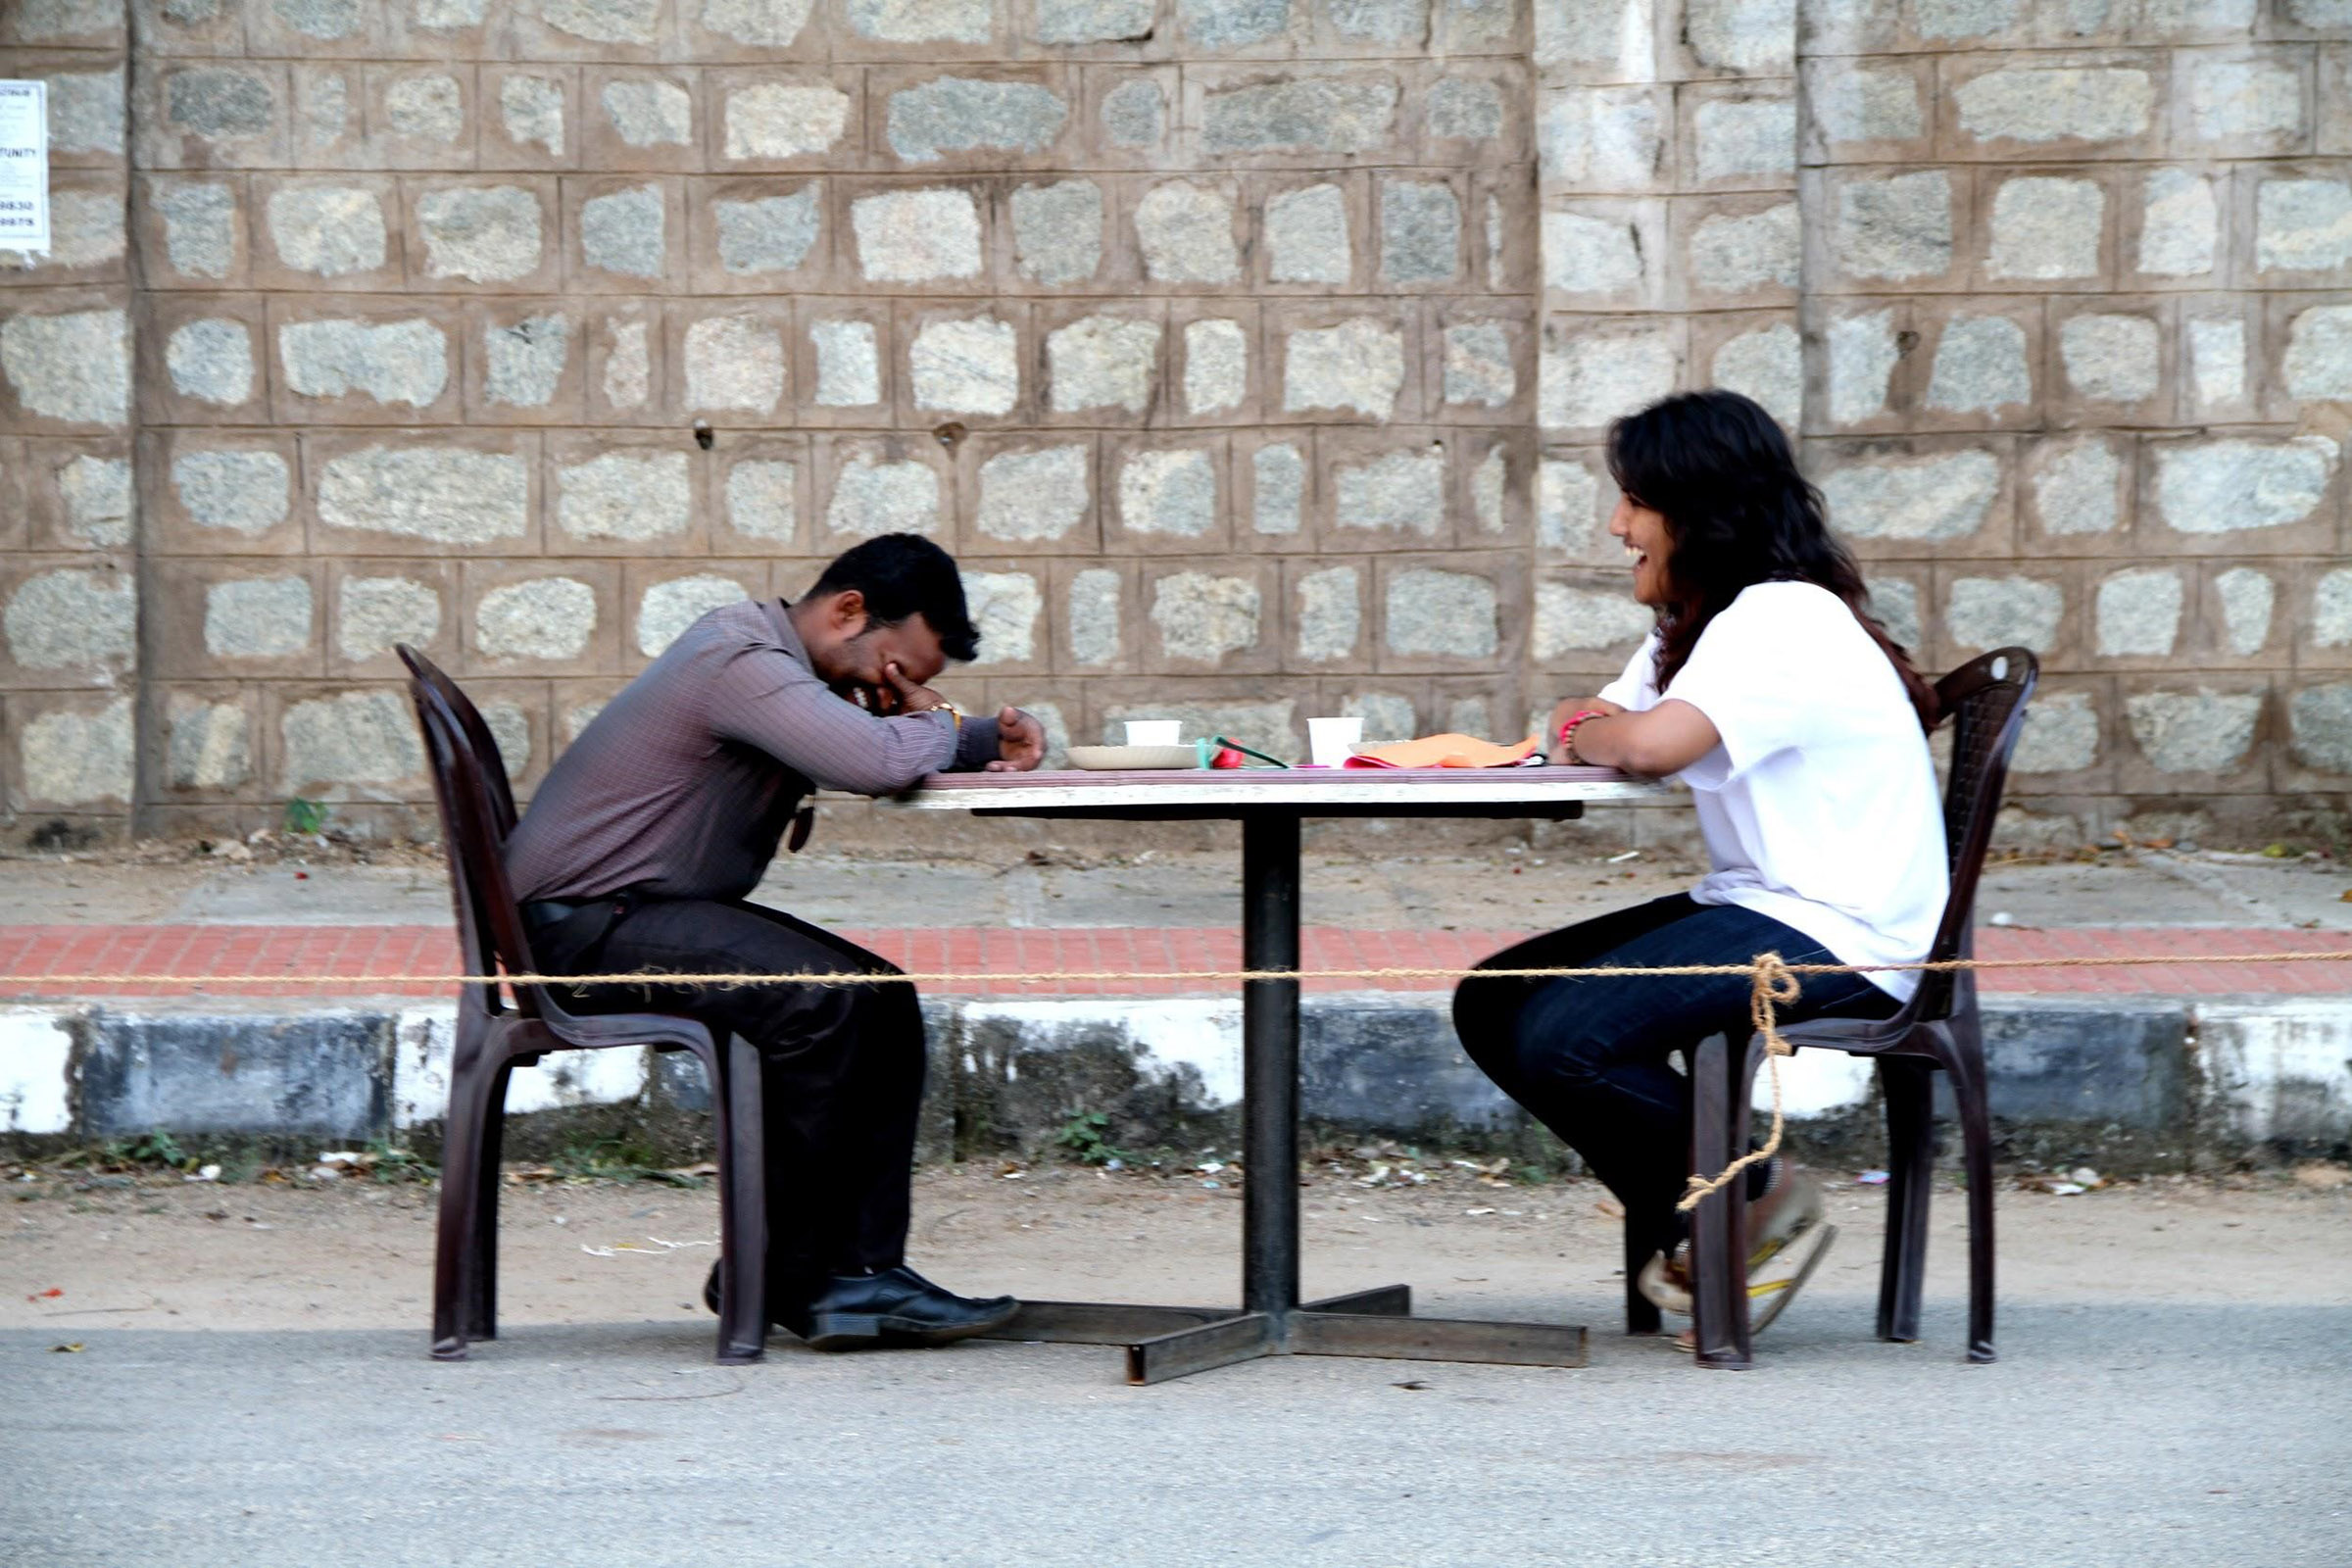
[1544, 697, 1623, 764]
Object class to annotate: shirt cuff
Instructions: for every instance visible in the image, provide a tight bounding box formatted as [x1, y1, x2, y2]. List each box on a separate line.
[949, 712, 1003, 770]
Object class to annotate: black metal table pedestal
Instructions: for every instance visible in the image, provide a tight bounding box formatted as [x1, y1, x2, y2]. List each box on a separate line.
[975, 808, 1589, 1385]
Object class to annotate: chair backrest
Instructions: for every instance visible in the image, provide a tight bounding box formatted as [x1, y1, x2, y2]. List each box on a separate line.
[399, 645, 550, 1023]
[397, 645, 519, 840]
[1912, 647, 2038, 1021]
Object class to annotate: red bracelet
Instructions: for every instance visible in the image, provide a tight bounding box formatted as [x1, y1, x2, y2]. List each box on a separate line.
[1557, 710, 1605, 764]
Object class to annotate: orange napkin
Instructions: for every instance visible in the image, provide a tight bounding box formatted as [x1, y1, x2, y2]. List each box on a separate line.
[1342, 733, 1541, 769]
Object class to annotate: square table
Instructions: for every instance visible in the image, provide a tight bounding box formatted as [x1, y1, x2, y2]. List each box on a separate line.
[893, 764, 1667, 1384]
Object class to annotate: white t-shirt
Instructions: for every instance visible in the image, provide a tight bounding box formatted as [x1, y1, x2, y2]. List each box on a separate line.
[1598, 580, 1947, 1001]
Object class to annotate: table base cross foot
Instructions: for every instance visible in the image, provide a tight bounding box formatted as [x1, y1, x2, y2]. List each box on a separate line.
[980, 1287, 1588, 1386]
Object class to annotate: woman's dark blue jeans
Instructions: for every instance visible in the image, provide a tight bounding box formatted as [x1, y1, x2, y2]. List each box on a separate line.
[1451, 895, 1896, 1262]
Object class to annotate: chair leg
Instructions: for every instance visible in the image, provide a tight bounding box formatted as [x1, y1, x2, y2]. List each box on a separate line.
[712, 1035, 768, 1365]
[1688, 1033, 1753, 1370]
[1946, 1047, 1997, 1363]
[1876, 1058, 1936, 1344]
[432, 1050, 498, 1360]
[463, 1059, 513, 1345]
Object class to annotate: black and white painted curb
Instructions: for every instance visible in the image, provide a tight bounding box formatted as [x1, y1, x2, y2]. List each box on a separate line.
[2, 993, 2345, 1167]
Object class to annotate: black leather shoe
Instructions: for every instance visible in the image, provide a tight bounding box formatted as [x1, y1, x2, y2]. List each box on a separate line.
[777, 1266, 1019, 1351]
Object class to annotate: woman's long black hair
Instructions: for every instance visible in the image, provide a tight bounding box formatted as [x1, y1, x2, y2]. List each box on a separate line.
[1606, 389, 1939, 731]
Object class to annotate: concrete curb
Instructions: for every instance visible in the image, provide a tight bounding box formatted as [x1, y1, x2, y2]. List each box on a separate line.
[2, 993, 2345, 1169]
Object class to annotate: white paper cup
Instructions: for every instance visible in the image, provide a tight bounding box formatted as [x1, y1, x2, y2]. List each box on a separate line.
[1124, 720, 1182, 746]
[1306, 715, 1365, 767]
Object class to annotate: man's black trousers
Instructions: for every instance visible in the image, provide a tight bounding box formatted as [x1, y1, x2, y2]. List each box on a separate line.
[535, 897, 922, 1289]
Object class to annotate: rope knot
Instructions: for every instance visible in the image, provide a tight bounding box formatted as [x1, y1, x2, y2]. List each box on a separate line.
[1749, 952, 1800, 1056]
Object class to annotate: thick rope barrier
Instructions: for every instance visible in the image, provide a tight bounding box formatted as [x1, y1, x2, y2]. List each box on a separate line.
[8, 948, 2347, 1210]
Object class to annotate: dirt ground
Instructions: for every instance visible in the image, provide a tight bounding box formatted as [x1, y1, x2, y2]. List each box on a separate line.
[5, 1160, 2345, 1341]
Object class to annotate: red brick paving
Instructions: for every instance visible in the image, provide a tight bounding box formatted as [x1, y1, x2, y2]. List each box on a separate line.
[0, 922, 2341, 1002]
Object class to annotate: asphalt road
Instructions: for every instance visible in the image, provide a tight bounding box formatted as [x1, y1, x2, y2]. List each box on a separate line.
[6, 1292, 2345, 1568]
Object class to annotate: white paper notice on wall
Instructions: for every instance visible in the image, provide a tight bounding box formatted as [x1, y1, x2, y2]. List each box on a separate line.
[0, 81, 51, 255]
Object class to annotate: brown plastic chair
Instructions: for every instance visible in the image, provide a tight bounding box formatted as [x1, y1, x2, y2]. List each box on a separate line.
[397, 646, 771, 1364]
[1662, 647, 2037, 1369]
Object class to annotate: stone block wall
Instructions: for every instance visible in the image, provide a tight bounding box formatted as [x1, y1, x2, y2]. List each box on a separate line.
[0, 0, 2345, 846]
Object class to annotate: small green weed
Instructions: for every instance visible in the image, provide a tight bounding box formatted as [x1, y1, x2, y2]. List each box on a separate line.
[284, 797, 327, 836]
[1054, 1111, 1131, 1167]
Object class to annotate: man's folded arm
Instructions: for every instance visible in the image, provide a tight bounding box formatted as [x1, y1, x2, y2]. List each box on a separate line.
[710, 650, 995, 795]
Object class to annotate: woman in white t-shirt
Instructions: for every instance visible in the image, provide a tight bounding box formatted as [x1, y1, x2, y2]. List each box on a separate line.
[1453, 389, 1947, 1336]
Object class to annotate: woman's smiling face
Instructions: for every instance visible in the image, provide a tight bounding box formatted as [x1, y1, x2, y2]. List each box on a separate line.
[1609, 492, 1673, 607]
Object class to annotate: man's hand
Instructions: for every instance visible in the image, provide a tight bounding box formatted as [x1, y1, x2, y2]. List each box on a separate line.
[877, 661, 947, 716]
[986, 707, 1047, 772]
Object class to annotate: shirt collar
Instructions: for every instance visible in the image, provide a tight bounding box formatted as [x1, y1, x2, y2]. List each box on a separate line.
[761, 598, 810, 667]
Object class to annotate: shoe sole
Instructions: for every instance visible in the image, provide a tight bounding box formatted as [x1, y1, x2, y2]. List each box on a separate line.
[799, 1302, 1021, 1352]
[1748, 1222, 1837, 1334]
[1636, 1207, 1829, 1321]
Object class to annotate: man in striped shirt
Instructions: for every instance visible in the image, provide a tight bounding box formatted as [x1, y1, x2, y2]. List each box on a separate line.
[508, 534, 1045, 1350]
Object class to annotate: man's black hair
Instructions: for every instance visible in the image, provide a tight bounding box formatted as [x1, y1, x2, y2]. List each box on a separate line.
[808, 533, 980, 662]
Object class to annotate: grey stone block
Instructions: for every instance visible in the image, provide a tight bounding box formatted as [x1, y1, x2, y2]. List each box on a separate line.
[0, 308, 130, 425]
[580, 184, 665, 279]
[1120, 449, 1219, 540]
[2093, 568, 2183, 659]
[1101, 79, 1164, 149]
[1037, 0, 1153, 41]
[725, 460, 797, 541]
[1067, 567, 1120, 666]
[267, 185, 388, 278]
[964, 570, 1042, 664]
[2287, 684, 2352, 774]
[1823, 450, 2000, 544]
[174, 448, 289, 535]
[1151, 570, 1258, 660]
[337, 575, 440, 663]
[279, 690, 423, 791]
[204, 575, 314, 660]
[977, 445, 1090, 544]
[683, 315, 786, 414]
[76, 1008, 392, 1143]
[168, 699, 251, 791]
[887, 77, 1067, 164]
[558, 451, 692, 542]
[21, 698, 133, 806]
[601, 79, 691, 149]
[2125, 689, 2262, 774]
[542, 0, 663, 44]
[1203, 74, 1399, 157]
[2011, 690, 2098, 774]
[166, 318, 256, 407]
[55, 455, 132, 549]
[1010, 179, 1102, 287]
[1926, 316, 2032, 414]
[416, 186, 543, 283]
[1945, 575, 2061, 655]
[5, 569, 136, 672]
[152, 182, 238, 280]
[700, 0, 816, 46]
[1179, 0, 1294, 49]
[474, 576, 597, 662]
[1252, 442, 1304, 536]
[2153, 438, 2336, 535]
[1386, 568, 1496, 660]
[279, 318, 449, 408]
[165, 67, 275, 142]
[483, 315, 569, 408]
[318, 445, 529, 545]
[1380, 180, 1459, 285]
[1533, 582, 1648, 659]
